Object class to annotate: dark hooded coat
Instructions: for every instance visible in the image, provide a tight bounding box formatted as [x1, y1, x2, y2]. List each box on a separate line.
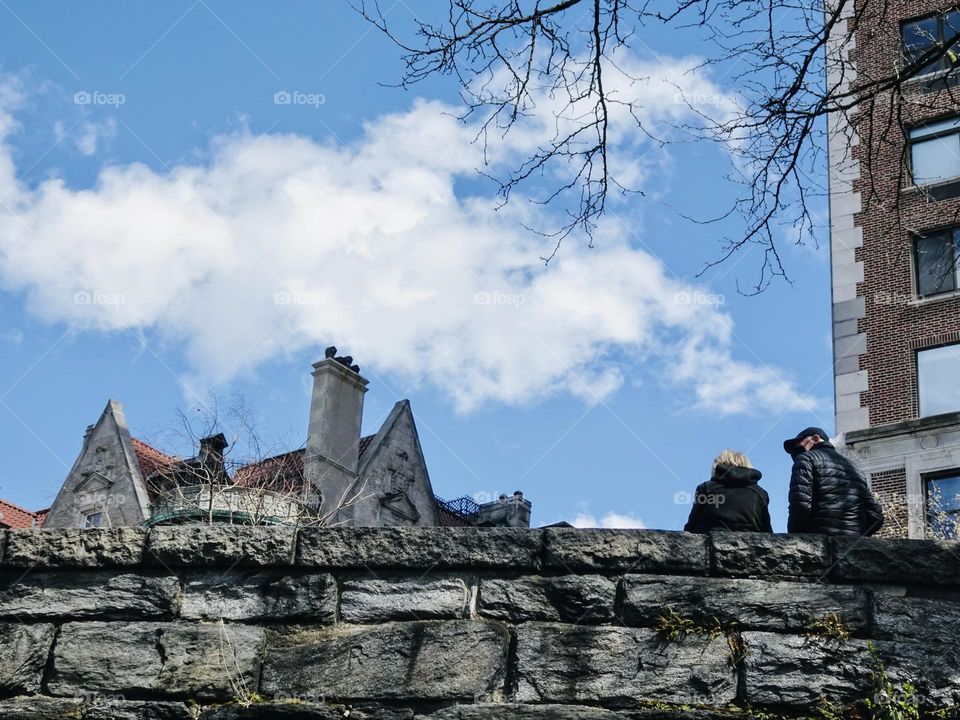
[683, 464, 773, 533]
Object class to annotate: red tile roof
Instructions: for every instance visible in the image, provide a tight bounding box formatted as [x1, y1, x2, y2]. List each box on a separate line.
[131, 438, 179, 479]
[232, 449, 305, 491]
[230, 434, 377, 491]
[0, 498, 45, 529]
[435, 503, 475, 527]
[358, 434, 375, 460]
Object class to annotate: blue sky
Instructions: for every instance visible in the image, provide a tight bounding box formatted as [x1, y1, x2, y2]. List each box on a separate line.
[0, 1, 834, 530]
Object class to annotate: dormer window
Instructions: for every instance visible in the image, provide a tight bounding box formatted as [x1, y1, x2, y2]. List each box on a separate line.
[902, 10, 960, 77]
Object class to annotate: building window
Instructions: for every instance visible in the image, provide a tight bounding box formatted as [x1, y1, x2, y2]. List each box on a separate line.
[915, 229, 959, 297]
[902, 10, 960, 76]
[83, 511, 104, 528]
[909, 117, 960, 185]
[917, 343, 960, 417]
[926, 472, 960, 539]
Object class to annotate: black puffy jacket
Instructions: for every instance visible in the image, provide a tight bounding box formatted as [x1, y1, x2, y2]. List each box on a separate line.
[787, 441, 884, 536]
[684, 464, 773, 533]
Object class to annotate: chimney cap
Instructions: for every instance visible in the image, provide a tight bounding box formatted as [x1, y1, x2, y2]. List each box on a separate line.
[319, 346, 361, 375]
[199, 433, 228, 451]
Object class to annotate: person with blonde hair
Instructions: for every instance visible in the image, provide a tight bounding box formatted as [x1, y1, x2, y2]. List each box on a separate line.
[683, 449, 772, 533]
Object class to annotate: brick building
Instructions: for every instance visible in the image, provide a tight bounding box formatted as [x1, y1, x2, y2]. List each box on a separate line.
[828, 1, 960, 537]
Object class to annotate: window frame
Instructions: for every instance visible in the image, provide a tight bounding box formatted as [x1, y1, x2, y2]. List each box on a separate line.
[83, 511, 104, 528]
[923, 469, 960, 538]
[912, 226, 960, 298]
[916, 341, 960, 418]
[901, 9, 960, 77]
[907, 116, 960, 186]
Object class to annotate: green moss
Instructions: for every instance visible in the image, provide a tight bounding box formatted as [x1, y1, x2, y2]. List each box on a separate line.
[655, 607, 723, 641]
[805, 612, 851, 642]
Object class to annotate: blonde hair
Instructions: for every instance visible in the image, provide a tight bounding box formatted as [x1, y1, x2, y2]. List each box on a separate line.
[712, 449, 753, 473]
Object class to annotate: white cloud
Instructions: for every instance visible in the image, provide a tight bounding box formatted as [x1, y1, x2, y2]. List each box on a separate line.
[1, 328, 23, 346]
[0, 61, 818, 414]
[52, 118, 117, 157]
[571, 512, 647, 529]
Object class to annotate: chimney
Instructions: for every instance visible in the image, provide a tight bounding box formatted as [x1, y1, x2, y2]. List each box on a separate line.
[474, 490, 533, 528]
[198, 433, 229, 481]
[306, 347, 369, 520]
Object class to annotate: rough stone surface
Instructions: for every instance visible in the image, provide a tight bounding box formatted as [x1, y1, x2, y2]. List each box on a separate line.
[0, 697, 87, 719]
[0, 527, 958, 716]
[429, 707, 622, 719]
[2, 528, 146, 567]
[621, 574, 868, 633]
[617, 712, 745, 720]
[832, 537, 960, 585]
[0, 623, 55, 695]
[84, 701, 193, 719]
[478, 575, 617, 623]
[744, 631, 960, 707]
[0, 572, 178, 620]
[514, 622, 737, 706]
[742, 632, 872, 706]
[297, 528, 541, 570]
[48, 621, 265, 701]
[340, 576, 470, 622]
[261, 620, 509, 701]
[873, 640, 960, 706]
[147, 526, 296, 567]
[542, 529, 707, 574]
[180, 571, 336, 622]
[873, 594, 960, 642]
[203, 704, 414, 719]
[709, 532, 830, 578]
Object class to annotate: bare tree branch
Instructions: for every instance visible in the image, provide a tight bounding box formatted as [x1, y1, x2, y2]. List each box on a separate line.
[359, 0, 960, 290]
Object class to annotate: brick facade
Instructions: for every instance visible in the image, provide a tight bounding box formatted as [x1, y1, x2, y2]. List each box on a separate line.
[831, 0, 960, 538]
[869, 468, 910, 538]
[852, 0, 960, 426]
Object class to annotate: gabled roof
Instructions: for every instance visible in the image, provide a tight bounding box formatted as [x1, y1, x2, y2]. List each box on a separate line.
[0, 498, 46, 529]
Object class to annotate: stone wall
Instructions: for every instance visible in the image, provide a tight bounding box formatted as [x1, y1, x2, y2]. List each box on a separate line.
[0, 526, 958, 719]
